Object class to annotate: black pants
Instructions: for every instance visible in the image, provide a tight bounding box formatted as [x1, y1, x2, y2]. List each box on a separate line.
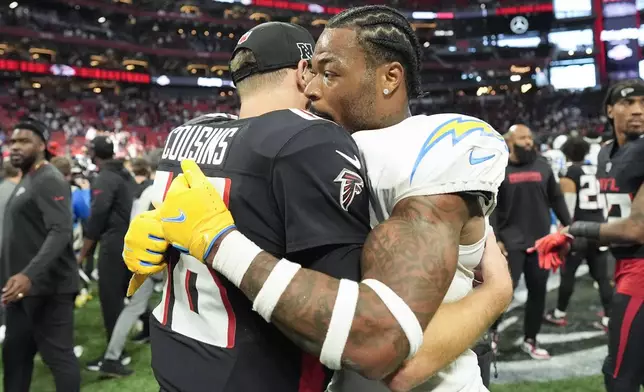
[557, 246, 613, 314]
[98, 238, 131, 342]
[3, 294, 80, 392]
[492, 249, 549, 340]
[603, 293, 644, 392]
[82, 231, 97, 278]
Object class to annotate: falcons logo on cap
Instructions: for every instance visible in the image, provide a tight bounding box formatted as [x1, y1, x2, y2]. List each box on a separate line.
[237, 31, 252, 45]
[334, 169, 364, 211]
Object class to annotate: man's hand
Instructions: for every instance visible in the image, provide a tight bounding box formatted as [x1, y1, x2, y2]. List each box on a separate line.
[528, 232, 572, 272]
[2, 273, 32, 304]
[123, 210, 170, 295]
[497, 240, 508, 257]
[481, 233, 513, 299]
[159, 160, 236, 261]
[383, 233, 513, 392]
[75, 177, 90, 190]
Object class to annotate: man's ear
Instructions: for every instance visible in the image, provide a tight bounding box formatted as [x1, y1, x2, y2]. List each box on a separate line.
[295, 59, 310, 91]
[606, 105, 614, 119]
[379, 61, 404, 96]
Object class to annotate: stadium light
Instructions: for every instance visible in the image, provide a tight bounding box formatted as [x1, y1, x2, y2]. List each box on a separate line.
[510, 74, 521, 82]
[98, 16, 106, 23]
[9, 2, 18, 9]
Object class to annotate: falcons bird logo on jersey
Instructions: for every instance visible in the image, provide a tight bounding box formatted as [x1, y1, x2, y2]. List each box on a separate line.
[334, 168, 364, 211]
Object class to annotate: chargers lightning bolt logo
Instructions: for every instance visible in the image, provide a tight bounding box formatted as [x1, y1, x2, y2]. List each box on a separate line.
[410, 116, 506, 183]
[334, 169, 364, 211]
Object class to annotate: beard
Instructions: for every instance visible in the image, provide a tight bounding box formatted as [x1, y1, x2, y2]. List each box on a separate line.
[514, 144, 538, 165]
[9, 152, 35, 173]
[623, 129, 644, 142]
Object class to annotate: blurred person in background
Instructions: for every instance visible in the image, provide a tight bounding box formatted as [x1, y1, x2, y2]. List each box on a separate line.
[0, 159, 21, 344]
[543, 134, 568, 181]
[130, 157, 152, 193]
[1, 118, 80, 392]
[490, 124, 572, 360]
[98, 149, 165, 378]
[543, 137, 613, 331]
[75, 135, 136, 371]
[50, 156, 92, 307]
[584, 130, 603, 166]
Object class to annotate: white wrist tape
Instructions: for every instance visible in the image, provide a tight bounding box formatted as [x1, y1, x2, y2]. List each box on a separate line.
[362, 279, 424, 360]
[319, 279, 360, 370]
[211, 230, 262, 287]
[252, 259, 301, 322]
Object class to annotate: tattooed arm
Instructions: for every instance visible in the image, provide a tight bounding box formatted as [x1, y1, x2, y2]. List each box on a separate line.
[207, 193, 471, 379]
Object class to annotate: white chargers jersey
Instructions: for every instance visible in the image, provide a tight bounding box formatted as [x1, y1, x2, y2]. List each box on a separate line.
[328, 114, 508, 392]
[585, 142, 601, 166]
[543, 149, 566, 181]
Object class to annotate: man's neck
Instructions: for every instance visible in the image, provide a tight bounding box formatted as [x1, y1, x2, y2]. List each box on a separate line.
[616, 132, 627, 147]
[379, 109, 411, 130]
[238, 91, 302, 119]
[7, 177, 20, 184]
[25, 157, 46, 174]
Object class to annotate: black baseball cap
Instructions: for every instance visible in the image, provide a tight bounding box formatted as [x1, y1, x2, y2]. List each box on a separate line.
[604, 79, 644, 110]
[230, 22, 316, 85]
[13, 118, 53, 160]
[89, 135, 115, 160]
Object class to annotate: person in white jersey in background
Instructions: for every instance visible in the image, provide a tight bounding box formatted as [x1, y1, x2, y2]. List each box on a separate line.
[583, 130, 603, 166]
[543, 134, 568, 181]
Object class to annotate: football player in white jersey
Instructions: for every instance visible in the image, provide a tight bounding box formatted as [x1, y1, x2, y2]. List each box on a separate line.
[125, 5, 512, 392]
[583, 131, 603, 166]
[303, 7, 510, 392]
[542, 135, 567, 181]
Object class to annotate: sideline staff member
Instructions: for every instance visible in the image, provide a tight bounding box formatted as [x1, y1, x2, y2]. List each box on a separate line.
[490, 124, 571, 360]
[76, 135, 136, 369]
[1, 118, 80, 392]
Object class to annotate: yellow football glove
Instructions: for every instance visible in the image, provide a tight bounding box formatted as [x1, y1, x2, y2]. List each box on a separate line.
[123, 210, 169, 295]
[159, 159, 236, 262]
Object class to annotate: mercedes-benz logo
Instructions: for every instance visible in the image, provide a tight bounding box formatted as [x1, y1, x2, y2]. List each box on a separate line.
[510, 16, 529, 34]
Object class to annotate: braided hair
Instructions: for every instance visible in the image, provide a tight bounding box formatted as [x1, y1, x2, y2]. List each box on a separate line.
[327, 5, 423, 98]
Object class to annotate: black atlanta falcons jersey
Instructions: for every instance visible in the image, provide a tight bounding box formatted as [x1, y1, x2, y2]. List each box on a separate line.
[597, 137, 644, 260]
[560, 163, 605, 223]
[148, 110, 370, 392]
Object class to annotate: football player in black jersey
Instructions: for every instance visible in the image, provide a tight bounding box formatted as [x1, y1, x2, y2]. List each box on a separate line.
[555, 80, 644, 392]
[544, 136, 613, 331]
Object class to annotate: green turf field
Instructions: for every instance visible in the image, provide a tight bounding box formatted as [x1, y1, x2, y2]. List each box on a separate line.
[0, 291, 609, 392]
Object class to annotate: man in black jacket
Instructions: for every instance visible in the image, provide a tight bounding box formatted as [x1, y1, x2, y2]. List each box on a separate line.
[1, 118, 80, 392]
[490, 124, 572, 360]
[76, 135, 136, 370]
